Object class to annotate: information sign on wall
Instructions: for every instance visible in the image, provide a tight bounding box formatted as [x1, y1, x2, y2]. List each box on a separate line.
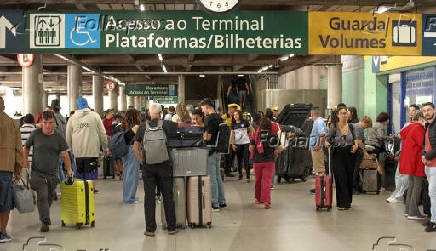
[125, 84, 177, 97]
[309, 12, 422, 55]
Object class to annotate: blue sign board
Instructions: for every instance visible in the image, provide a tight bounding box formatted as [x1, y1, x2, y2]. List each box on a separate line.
[65, 14, 100, 49]
[423, 14, 436, 56]
[0, 10, 25, 53]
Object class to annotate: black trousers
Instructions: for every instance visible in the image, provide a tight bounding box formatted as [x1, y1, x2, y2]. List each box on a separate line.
[224, 150, 236, 174]
[353, 149, 364, 193]
[142, 163, 176, 232]
[235, 144, 250, 179]
[332, 146, 356, 208]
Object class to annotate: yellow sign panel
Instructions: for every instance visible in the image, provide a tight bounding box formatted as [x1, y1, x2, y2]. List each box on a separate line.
[379, 56, 436, 71]
[309, 12, 422, 55]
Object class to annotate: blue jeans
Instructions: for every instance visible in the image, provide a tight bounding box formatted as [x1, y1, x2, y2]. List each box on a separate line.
[122, 146, 140, 204]
[208, 151, 226, 208]
[425, 166, 436, 223]
[388, 162, 409, 201]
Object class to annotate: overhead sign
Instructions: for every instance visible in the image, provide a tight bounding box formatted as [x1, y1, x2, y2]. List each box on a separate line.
[372, 56, 436, 72]
[198, 0, 239, 13]
[125, 83, 177, 97]
[153, 96, 178, 104]
[309, 11, 422, 55]
[423, 14, 436, 56]
[17, 54, 34, 67]
[26, 11, 308, 54]
[0, 10, 25, 53]
[106, 81, 116, 92]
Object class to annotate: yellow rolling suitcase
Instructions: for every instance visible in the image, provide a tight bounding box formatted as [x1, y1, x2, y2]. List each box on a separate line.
[61, 179, 95, 229]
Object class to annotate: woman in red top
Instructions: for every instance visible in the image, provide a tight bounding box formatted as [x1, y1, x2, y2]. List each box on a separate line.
[399, 111, 426, 220]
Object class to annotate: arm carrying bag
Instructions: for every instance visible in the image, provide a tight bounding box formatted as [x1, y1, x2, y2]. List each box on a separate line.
[13, 179, 35, 214]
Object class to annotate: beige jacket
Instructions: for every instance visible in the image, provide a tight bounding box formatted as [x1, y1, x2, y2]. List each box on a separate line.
[0, 111, 23, 172]
[66, 108, 108, 158]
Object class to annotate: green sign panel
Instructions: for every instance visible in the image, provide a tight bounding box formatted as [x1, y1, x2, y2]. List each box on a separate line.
[125, 83, 177, 97]
[153, 96, 178, 104]
[26, 11, 308, 54]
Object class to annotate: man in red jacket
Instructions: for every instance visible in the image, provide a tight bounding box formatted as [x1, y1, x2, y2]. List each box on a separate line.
[102, 109, 114, 139]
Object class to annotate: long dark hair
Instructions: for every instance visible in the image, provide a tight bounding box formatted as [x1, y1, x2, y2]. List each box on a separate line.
[122, 109, 141, 129]
[347, 106, 359, 123]
[331, 105, 347, 126]
[259, 118, 272, 132]
[233, 110, 245, 123]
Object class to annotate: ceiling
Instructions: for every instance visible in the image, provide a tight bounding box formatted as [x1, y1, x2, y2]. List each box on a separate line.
[0, 0, 435, 92]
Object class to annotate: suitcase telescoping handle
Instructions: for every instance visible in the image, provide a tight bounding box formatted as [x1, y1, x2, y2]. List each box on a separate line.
[65, 176, 74, 185]
[328, 147, 332, 178]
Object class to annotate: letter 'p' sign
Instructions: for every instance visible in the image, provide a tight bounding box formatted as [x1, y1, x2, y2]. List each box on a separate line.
[17, 54, 35, 67]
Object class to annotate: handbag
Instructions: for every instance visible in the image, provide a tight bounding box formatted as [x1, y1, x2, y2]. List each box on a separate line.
[13, 179, 35, 214]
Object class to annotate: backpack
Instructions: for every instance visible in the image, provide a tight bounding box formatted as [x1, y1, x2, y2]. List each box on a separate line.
[143, 120, 169, 164]
[108, 128, 132, 158]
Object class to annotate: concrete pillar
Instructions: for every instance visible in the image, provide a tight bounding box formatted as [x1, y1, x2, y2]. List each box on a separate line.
[217, 75, 223, 109]
[42, 91, 48, 109]
[178, 75, 185, 104]
[327, 65, 343, 109]
[144, 99, 150, 110]
[56, 93, 61, 101]
[134, 96, 141, 110]
[22, 54, 43, 116]
[109, 85, 118, 112]
[67, 64, 82, 113]
[127, 95, 134, 109]
[92, 75, 104, 116]
[119, 86, 127, 111]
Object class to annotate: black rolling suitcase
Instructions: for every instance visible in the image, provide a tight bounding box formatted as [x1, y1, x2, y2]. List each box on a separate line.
[103, 155, 115, 179]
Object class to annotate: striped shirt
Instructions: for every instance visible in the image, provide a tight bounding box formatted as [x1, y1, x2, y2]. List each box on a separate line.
[20, 123, 36, 163]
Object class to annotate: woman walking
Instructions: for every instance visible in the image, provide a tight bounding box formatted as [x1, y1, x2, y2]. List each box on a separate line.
[121, 110, 142, 204]
[326, 105, 359, 210]
[231, 110, 254, 182]
[250, 118, 283, 209]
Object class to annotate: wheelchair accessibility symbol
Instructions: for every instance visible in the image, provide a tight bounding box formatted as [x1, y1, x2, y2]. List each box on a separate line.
[66, 14, 100, 49]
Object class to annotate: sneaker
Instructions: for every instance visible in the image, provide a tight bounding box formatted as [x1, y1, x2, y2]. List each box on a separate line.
[2, 233, 11, 242]
[212, 206, 221, 212]
[144, 231, 155, 237]
[0, 234, 9, 243]
[310, 188, 316, 195]
[0, 234, 11, 243]
[386, 197, 402, 203]
[40, 223, 49, 232]
[408, 215, 426, 220]
[425, 222, 436, 232]
[246, 178, 250, 183]
[219, 203, 227, 208]
[168, 229, 178, 235]
[271, 185, 276, 190]
[264, 203, 271, 209]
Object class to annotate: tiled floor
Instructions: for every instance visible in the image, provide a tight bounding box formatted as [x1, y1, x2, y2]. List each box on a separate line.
[3, 176, 435, 251]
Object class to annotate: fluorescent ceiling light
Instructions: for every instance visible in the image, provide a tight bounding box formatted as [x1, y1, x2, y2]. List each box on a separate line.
[158, 54, 163, 61]
[140, 4, 145, 11]
[376, 6, 390, 14]
[199, 74, 205, 78]
[237, 74, 244, 77]
[162, 65, 167, 73]
[279, 56, 289, 61]
[81, 66, 92, 72]
[289, 54, 295, 58]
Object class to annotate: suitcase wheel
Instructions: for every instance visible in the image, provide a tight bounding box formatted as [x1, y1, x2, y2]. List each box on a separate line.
[61, 220, 65, 227]
[91, 221, 95, 228]
[76, 223, 83, 229]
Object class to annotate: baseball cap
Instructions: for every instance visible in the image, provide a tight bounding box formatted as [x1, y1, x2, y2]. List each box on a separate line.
[77, 97, 89, 110]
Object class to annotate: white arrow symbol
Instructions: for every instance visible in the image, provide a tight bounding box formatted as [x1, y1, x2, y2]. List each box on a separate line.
[0, 15, 17, 49]
[373, 56, 380, 67]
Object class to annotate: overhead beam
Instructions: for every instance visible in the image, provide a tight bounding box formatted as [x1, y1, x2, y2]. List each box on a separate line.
[278, 55, 340, 75]
[1, 0, 434, 7]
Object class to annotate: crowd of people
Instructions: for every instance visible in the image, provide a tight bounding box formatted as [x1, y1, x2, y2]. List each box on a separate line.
[1, 94, 436, 243]
[309, 102, 435, 232]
